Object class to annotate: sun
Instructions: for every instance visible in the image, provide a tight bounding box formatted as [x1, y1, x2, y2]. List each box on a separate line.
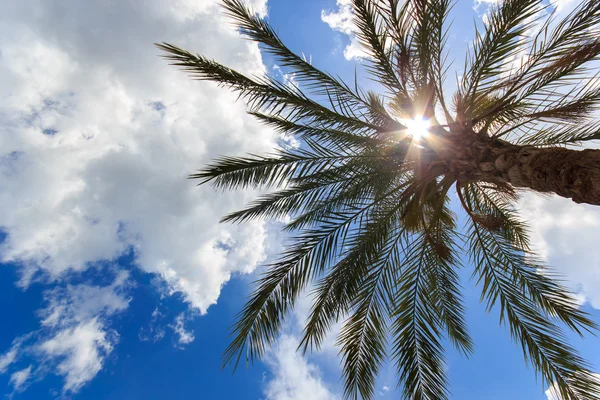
[404, 117, 430, 140]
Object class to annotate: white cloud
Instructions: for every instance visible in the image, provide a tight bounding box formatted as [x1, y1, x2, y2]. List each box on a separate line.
[0, 0, 275, 313]
[39, 319, 116, 393]
[34, 274, 130, 392]
[170, 313, 195, 347]
[139, 307, 167, 343]
[263, 335, 340, 400]
[0, 0, 283, 393]
[39, 270, 130, 328]
[0, 271, 130, 393]
[518, 193, 600, 308]
[473, 0, 502, 10]
[9, 365, 32, 391]
[545, 374, 600, 399]
[34, 274, 131, 392]
[321, 0, 367, 60]
[0, 346, 18, 374]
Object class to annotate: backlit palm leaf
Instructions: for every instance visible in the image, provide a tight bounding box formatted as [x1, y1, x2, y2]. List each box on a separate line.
[159, 0, 600, 398]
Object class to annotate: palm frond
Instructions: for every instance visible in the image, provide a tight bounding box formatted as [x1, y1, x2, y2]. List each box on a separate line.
[410, 0, 452, 90]
[473, 2, 600, 128]
[461, 0, 542, 114]
[221, 0, 397, 124]
[467, 217, 600, 399]
[351, 0, 408, 97]
[391, 231, 448, 400]
[222, 212, 357, 368]
[422, 181, 473, 356]
[223, 178, 417, 369]
[156, 43, 381, 134]
[161, 1, 600, 398]
[336, 203, 407, 399]
[519, 120, 600, 145]
[250, 112, 383, 152]
[459, 183, 598, 335]
[192, 143, 389, 190]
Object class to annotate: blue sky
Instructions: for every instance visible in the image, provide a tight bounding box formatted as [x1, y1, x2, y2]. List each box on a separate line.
[1, 0, 600, 399]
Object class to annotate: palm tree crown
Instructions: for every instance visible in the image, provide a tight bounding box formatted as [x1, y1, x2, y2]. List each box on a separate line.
[158, 0, 600, 399]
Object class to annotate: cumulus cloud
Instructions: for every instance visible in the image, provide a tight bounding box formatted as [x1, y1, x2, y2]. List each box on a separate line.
[321, 0, 367, 60]
[0, 0, 281, 392]
[263, 335, 340, 400]
[518, 194, 600, 308]
[0, 0, 274, 312]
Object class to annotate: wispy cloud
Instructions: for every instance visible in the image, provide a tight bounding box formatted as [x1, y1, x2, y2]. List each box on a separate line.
[170, 313, 195, 347]
[0, 346, 19, 374]
[0, 272, 130, 393]
[9, 365, 32, 392]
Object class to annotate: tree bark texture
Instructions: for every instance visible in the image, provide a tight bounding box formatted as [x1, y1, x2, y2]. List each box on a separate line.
[439, 135, 600, 206]
[494, 146, 600, 205]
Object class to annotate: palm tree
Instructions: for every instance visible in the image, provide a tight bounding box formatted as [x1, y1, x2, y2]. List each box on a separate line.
[157, 0, 600, 398]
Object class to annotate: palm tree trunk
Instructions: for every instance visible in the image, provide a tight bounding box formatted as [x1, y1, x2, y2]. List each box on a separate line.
[441, 136, 600, 205]
[493, 145, 600, 205]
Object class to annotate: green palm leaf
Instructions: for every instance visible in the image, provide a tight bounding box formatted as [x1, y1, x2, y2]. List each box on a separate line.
[159, 0, 600, 398]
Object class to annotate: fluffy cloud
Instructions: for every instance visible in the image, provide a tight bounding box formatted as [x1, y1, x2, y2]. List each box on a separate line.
[39, 319, 116, 393]
[263, 335, 340, 400]
[0, 271, 131, 393]
[0, 0, 280, 392]
[321, 0, 367, 60]
[518, 193, 600, 308]
[0, 0, 274, 312]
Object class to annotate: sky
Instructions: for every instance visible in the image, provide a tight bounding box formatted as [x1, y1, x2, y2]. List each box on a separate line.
[0, 0, 600, 399]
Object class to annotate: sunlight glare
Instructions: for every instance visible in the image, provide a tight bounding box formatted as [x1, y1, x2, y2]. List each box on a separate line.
[405, 118, 430, 140]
